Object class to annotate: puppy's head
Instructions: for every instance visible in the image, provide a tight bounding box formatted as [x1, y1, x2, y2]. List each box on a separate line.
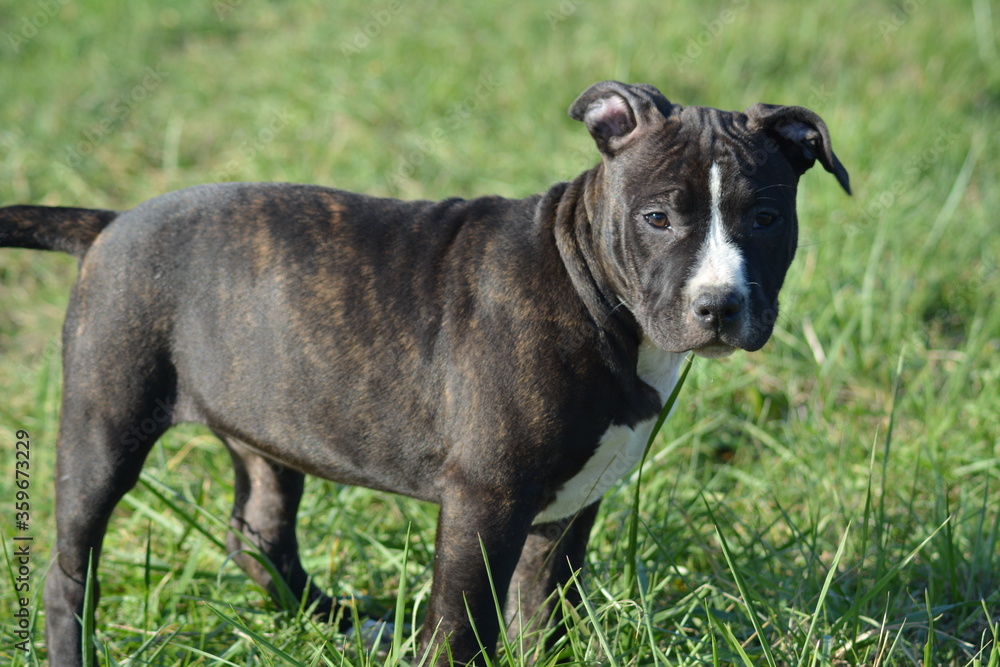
[570, 81, 850, 357]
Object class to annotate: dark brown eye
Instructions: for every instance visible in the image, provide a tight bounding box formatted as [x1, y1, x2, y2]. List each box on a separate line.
[644, 212, 670, 229]
[754, 211, 780, 229]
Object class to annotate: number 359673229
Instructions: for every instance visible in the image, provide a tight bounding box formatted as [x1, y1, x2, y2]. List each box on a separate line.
[15, 430, 30, 528]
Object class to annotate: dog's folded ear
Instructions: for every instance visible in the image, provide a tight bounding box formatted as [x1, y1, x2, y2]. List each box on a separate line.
[745, 104, 851, 195]
[569, 81, 674, 157]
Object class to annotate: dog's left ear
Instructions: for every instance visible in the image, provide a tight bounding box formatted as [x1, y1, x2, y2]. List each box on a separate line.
[569, 81, 674, 157]
[745, 104, 851, 195]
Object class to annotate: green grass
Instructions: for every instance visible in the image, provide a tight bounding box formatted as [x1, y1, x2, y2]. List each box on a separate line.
[1, 0, 998, 664]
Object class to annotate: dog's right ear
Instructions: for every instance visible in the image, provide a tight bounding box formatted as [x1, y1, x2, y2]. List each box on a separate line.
[569, 81, 673, 157]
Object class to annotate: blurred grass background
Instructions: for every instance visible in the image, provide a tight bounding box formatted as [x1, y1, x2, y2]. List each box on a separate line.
[0, 0, 998, 665]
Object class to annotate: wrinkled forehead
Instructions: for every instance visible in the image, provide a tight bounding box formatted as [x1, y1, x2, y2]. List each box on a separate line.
[633, 105, 800, 197]
[675, 105, 771, 170]
[676, 104, 750, 137]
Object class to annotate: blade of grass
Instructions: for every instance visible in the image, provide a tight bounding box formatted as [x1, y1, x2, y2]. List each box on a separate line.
[461, 592, 492, 667]
[709, 515, 778, 667]
[119, 625, 181, 666]
[876, 352, 905, 573]
[81, 549, 95, 667]
[923, 589, 935, 667]
[852, 423, 880, 654]
[143, 521, 152, 631]
[137, 474, 226, 550]
[850, 352, 903, 652]
[477, 535, 515, 666]
[982, 599, 999, 667]
[347, 595, 367, 660]
[878, 351, 903, 546]
[708, 606, 720, 667]
[921, 139, 981, 256]
[717, 618, 757, 667]
[626, 354, 694, 595]
[389, 524, 411, 666]
[796, 522, 850, 666]
[568, 567, 620, 667]
[206, 603, 309, 666]
[636, 572, 664, 667]
[171, 643, 246, 666]
[851, 519, 948, 611]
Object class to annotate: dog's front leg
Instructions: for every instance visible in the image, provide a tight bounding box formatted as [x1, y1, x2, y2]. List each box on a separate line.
[420, 482, 538, 666]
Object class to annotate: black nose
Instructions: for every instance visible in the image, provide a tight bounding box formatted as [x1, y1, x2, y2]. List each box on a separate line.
[691, 289, 744, 331]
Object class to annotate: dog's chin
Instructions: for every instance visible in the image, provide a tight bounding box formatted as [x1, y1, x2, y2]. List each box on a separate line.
[643, 332, 738, 358]
[651, 334, 767, 358]
[695, 333, 770, 358]
[691, 342, 737, 358]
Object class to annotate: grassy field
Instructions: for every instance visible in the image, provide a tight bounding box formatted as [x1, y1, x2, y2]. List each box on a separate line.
[1, 0, 998, 665]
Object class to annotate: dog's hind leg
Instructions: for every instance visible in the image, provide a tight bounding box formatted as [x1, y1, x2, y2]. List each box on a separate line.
[41, 252, 186, 666]
[43, 375, 174, 665]
[503, 502, 601, 652]
[220, 436, 341, 626]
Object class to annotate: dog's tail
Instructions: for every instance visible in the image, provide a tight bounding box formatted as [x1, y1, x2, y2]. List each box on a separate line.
[0, 205, 119, 259]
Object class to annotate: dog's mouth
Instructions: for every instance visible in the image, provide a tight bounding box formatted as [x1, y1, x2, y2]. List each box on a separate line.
[647, 334, 747, 359]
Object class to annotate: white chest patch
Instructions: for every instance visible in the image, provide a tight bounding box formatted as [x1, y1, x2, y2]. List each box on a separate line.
[533, 342, 685, 524]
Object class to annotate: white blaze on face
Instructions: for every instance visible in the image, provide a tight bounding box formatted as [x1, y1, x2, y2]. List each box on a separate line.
[685, 163, 748, 304]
